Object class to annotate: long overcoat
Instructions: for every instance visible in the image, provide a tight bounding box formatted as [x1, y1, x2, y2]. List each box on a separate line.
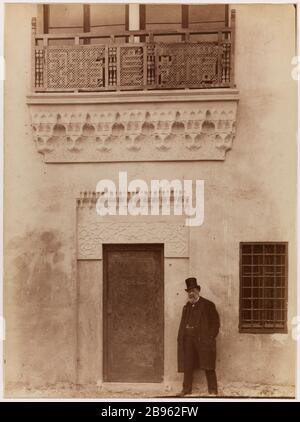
[177, 296, 220, 372]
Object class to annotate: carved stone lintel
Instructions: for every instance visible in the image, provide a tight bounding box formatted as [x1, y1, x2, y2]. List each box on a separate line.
[30, 101, 238, 162]
[77, 207, 189, 259]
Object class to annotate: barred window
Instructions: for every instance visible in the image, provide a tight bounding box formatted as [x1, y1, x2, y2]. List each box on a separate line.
[239, 243, 288, 333]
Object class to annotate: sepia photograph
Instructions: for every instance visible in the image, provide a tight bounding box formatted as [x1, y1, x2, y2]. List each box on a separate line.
[2, 1, 298, 401]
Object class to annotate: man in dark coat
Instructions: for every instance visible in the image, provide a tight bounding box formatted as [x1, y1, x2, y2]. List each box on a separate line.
[177, 277, 220, 396]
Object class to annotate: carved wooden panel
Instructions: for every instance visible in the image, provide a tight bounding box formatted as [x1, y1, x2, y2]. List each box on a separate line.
[34, 49, 44, 88]
[157, 43, 220, 88]
[34, 42, 232, 92]
[46, 46, 105, 89]
[103, 244, 164, 382]
[120, 46, 144, 87]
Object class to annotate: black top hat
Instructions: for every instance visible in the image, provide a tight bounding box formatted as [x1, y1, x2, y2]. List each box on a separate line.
[185, 277, 201, 291]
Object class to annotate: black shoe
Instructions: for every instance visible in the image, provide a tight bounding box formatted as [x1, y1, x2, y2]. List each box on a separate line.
[177, 389, 192, 397]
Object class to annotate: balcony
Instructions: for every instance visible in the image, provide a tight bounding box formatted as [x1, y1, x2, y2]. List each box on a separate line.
[32, 10, 235, 93]
[28, 10, 239, 163]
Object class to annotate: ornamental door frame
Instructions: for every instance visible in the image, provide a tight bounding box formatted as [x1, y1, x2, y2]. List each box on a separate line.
[76, 194, 190, 386]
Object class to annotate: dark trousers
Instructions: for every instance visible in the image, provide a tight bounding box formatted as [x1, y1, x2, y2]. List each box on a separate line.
[183, 335, 218, 394]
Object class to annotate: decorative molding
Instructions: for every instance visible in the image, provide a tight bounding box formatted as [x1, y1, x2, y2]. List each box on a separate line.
[27, 88, 240, 105]
[76, 190, 183, 209]
[30, 103, 237, 162]
[77, 207, 189, 259]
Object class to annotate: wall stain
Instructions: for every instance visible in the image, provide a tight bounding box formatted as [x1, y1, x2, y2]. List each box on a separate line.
[7, 230, 71, 307]
[6, 229, 75, 387]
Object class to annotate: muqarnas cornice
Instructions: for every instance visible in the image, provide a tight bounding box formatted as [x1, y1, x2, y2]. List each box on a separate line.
[30, 106, 237, 162]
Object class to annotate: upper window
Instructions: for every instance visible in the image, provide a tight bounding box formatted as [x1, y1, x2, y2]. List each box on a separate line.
[188, 4, 228, 29]
[44, 4, 126, 43]
[90, 4, 126, 35]
[239, 243, 288, 333]
[46, 4, 85, 34]
[145, 4, 182, 31]
[43, 4, 228, 35]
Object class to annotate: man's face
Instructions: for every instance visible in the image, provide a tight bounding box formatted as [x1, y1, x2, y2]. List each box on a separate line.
[187, 288, 200, 304]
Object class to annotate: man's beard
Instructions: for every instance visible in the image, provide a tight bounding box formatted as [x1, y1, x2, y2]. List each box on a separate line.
[188, 296, 199, 304]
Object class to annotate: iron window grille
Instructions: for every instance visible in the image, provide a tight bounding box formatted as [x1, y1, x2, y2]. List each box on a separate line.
[239, 242, 288, 333]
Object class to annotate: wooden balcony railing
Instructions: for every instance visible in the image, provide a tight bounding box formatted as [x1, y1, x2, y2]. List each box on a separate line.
[32, 10, 235, 93]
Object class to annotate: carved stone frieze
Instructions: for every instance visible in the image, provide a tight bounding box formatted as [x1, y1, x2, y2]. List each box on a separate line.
[28, 89, 239, 162]
[30, 102, 237, 162]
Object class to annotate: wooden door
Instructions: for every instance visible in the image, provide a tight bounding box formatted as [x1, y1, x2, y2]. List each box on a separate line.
[103, 244, 164, 382]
